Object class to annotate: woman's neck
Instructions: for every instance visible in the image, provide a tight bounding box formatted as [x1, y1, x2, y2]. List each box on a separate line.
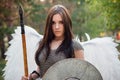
[50, 37, 64, 50]
[54, 37, 64, 41]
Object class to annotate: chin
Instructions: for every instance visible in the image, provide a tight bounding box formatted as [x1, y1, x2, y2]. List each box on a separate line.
[55, 34, 61, 37]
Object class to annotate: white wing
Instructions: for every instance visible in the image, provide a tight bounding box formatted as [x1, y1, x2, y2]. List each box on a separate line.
[81, 37, 120, 80]
[3, 25, 43, 80]
[3, 27, 120, 80]
[85, 33, 90, 41]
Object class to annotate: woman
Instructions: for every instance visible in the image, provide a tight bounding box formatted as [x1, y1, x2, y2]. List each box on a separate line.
[22, 4, 84, 80]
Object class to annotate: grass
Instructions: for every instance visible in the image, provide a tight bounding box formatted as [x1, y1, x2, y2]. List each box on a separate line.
[0, 59, 6, 80]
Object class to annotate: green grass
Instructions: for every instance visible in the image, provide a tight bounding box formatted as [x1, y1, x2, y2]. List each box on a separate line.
[0, 59, 6, 80]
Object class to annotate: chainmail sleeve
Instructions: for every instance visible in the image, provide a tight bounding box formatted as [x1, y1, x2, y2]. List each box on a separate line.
[72, 39, 84, 51]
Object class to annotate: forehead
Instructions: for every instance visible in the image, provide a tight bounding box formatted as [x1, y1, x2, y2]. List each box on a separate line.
[52, 14, 62, 21]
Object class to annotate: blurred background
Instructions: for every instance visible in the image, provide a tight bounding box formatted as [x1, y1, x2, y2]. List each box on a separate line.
[0, 0, 120, 79]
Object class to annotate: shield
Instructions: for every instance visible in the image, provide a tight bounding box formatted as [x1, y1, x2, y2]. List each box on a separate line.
[42, 58, 103, 80]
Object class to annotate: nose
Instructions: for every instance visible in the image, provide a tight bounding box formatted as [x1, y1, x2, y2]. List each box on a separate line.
[55, 23, 59, 29]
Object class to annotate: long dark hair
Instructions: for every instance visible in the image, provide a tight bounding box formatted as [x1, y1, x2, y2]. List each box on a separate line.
[35, 4, 74, 66]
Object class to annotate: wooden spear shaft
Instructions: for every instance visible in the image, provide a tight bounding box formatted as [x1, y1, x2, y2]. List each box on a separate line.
[19, 5, 28, 77]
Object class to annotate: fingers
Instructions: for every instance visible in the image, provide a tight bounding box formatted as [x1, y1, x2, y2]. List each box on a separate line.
[29, 73, 33, 80]
[21, 73, 34, 80]
[21, 76, 28, 80]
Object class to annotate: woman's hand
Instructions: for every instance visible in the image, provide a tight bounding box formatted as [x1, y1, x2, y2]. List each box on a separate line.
[21, 74, 33, 80]
[21, 76, 28, 80]
[21, 67, 40, 80]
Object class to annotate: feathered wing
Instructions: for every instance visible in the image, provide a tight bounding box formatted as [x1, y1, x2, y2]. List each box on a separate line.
[3, 25, 43, 80]
[80, 37, 120, 80]
[3, 26, 120, 80]
[85, 33, 90, 41]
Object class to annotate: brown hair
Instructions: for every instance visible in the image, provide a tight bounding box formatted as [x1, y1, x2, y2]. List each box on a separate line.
[35, 4, 74, 66]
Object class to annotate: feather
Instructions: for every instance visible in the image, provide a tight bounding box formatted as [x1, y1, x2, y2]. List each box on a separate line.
[85, 33, 90, 41]
[80, 37, 120, 80]
[3, 25, 43, 80]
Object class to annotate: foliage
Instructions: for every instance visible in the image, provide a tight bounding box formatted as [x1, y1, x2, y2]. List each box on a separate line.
[0, 0, 120, 37]
[98, 0, 120, 32]
[0, 25, 14, 40]
[71, 0, 107, 38]
[0, 59, 6, 80]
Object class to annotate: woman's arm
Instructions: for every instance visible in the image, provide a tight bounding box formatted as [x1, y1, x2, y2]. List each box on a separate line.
[74, 49, 84, 60]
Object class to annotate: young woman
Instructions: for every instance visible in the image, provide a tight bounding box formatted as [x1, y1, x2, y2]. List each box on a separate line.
[22, 4, 84, 80]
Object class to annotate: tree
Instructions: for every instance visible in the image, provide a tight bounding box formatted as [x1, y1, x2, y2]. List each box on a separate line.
[0, 0, 26, 58]
[96, 0, 120, 33]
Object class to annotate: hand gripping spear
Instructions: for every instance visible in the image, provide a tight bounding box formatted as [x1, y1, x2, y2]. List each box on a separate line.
[19, 5, 28, 77]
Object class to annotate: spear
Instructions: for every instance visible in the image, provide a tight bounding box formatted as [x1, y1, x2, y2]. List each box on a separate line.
[19, 5, 28, 77]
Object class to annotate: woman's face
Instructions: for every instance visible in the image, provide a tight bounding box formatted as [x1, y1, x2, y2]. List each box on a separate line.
[52, 14, 64, 40]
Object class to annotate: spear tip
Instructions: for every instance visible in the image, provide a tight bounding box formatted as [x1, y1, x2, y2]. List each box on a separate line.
[19, 4, 24, 15]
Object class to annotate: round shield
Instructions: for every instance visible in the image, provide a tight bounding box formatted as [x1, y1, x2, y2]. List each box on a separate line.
[42, 58, 103, 80]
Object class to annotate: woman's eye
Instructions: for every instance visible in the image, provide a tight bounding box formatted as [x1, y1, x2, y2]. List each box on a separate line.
[52, 21, 55, 24]
[60, 21, 63, 24]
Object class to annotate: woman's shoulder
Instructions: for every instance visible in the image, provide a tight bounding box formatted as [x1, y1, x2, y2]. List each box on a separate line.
[72, 39, 84, 50]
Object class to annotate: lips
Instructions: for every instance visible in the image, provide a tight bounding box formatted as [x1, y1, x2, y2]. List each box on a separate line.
[55, 31, 61, 33]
